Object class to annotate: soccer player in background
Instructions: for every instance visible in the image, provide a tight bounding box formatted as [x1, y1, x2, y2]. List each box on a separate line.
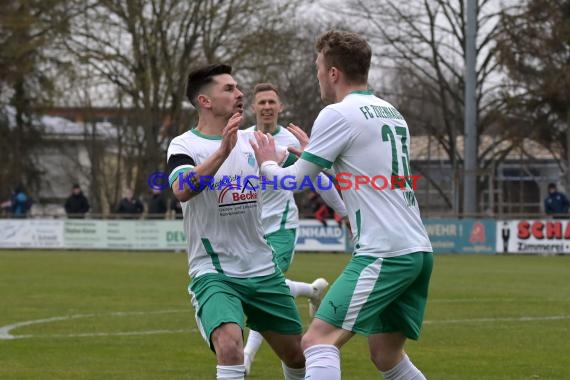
[243, 82, 348, 375]
[251, 30, 434, 380]
[167, 64, 305, 380]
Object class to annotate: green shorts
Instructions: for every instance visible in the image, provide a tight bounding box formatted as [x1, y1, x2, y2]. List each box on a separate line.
[188, 271, 303, 350]
[266, 228, 297, 273]
[315, 252, 433, 340]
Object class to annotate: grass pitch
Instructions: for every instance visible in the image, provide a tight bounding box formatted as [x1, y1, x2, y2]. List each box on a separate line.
[0, 251, 569, 379]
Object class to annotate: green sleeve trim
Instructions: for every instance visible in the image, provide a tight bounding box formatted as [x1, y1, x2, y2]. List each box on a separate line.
[201, 238, 225, 274]
[300, 151, 333, 169]
[282, 153, 298, 168]
[169, 166, 193, 187]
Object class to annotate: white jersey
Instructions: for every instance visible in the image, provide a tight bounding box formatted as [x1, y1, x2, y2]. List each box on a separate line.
[301, 90, 432, 258]
[245, 125, 300, 234]
[167, 129, 276, 278]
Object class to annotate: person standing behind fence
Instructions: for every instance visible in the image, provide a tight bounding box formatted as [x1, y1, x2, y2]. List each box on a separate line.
[116, 188, 144, 219]
[64, 184, 90, 218]
[10, 186, 31, 218]
[544, 183, 570, 219]
[147, 188, 167, 219]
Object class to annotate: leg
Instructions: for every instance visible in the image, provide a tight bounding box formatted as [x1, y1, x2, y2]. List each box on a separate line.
[243, 329, 263, 374]
[367, 253, 433, 379]
[262, 330, 305, 368]
[301, 319, 353, 380]
[212, 323, 245, 365]
[189, 274, 247, 380]
[368, 332, 406, 372]
[265, 228, 330, 316]
[243, 228, 297, 375]
[262, 331, 305, 380]
[243, 271, 305, 379]
[212, 323, 246, 380]
[301, 253, 426, 380]
[369, 332, 425, 380]
[286, 278, 329, 317]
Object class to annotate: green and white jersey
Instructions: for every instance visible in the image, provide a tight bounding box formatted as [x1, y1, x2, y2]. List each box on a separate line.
[167, 129, 276, 279]
[301, 90, 432, 258]
[245, 125, 300, 234]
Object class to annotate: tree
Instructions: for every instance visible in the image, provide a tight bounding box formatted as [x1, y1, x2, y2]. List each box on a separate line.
[0, 0, 79, 200]
[497, 0, 570, 185]
[64, 0, 301, 208]
[333, 0, 518, 213]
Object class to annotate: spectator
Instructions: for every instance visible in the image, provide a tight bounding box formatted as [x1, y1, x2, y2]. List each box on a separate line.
[544, 183, 569, 218]
[10, 186, 31, 218]
[116, 188, 143, 219]
[64, 184, 90, 218]
[170, 197, 183, 219]
[147, 188, 167, 219]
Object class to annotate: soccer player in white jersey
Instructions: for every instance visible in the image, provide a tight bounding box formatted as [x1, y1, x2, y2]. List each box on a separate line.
[243, 83, 348, 375]
[167, 64, 305, 380]
[251, 31, 433, 380]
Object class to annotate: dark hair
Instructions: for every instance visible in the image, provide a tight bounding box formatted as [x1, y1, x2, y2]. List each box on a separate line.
[72, 183, 80, 189]
[186, 64, 232, 108]
[253, 83, 280, 97]
[548, 183, 557, 190]
[315, 30, 371, 84]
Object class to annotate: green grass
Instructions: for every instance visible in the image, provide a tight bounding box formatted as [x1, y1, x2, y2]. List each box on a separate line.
[0, 251, 569, 379]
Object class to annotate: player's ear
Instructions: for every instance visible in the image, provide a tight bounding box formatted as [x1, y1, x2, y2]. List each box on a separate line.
[197, 94, 211, 109]
[330, 67, 339, 83]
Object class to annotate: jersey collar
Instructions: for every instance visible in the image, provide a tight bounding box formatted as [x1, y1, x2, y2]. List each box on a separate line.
[191, 128, 223, 140]
[253, 125, 281, 136]
[349, 90, 374, 95]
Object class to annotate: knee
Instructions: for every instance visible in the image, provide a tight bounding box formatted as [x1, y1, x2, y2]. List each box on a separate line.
[370, 350, 404, 372]
[301, 330, 319, 351]
[282, 347, 306, 368]
[212, 333, 243, 364]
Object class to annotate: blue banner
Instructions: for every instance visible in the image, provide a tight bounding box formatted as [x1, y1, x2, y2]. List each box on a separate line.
[424, 218, 496, 254]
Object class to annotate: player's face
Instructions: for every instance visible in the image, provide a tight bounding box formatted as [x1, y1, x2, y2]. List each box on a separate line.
[252, 90, 282, 128]
[208, 74, 244, 118]
[316, 52, 335, 104]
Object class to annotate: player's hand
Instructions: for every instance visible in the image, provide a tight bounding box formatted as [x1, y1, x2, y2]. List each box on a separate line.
[286, 123, 309, 157]
[220, 113, 241, 156]
[250, 131, 278, 165]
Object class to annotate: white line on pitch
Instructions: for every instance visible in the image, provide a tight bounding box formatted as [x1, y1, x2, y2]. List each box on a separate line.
[15, 328, 197, 339]
[2, 312, 569, 340]
[0, 309, 187, 340]
[424, 315, 570, 324]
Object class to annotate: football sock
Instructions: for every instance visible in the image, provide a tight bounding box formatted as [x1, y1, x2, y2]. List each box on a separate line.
[281, 362, 305, 380]
[381, 354, 426, 380]
[285, 279, 314, 297]
[304, 344, 341, 380]
[216, 364, 245, 380]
